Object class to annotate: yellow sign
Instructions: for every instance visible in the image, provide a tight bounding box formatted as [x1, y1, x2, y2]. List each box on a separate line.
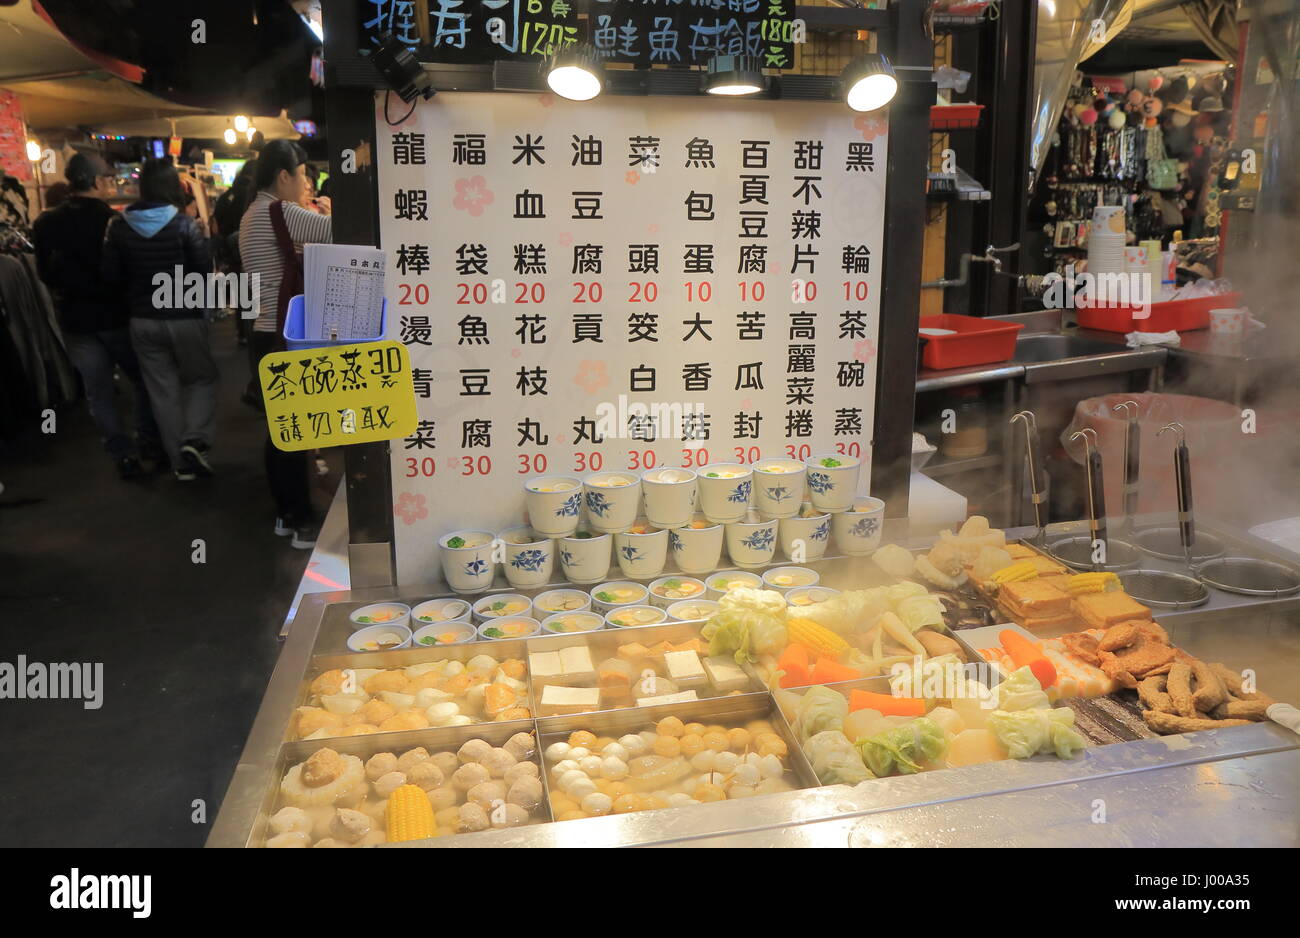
[258, 341, 418, 452]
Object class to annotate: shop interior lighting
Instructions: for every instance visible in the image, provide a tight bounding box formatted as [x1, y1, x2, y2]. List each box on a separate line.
[234, 115, 250, 133]
[245, 125, 257, 142]
[25, 139, 41, 162]
[704, 55, 765, 96]
[545, 45, 604, 101]
[223, 127, 237, 145]
[842, 53, 898, 112]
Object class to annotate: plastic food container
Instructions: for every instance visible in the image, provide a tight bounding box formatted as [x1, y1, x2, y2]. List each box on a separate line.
[541, 611, 606, 634]
[605, 604, 669, 629]
[918, 314, 1024, 370]
[411, 620, 477, 647]
[1075, 291, 1242, 333]
[477, 616, 541, 641]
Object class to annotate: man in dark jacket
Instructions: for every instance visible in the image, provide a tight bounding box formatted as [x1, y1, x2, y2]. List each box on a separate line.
[32, 152, 158, 478]
[102, 159, 218, 481]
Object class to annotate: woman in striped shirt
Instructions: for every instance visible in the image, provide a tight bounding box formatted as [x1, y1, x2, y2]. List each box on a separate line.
[239, 140, 332, 548]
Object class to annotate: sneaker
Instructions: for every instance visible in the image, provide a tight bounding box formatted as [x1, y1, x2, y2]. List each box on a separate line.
[116, 456, 144, 480]
[180, 441, 213, 477]
[291, 522, 320, 550]
[273, 516, 294, 537]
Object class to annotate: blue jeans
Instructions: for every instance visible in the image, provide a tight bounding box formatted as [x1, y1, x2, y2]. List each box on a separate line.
[63, 327, 160, 460]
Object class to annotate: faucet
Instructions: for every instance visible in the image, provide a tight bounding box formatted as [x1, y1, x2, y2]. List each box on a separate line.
[921, 243, 1020, 289]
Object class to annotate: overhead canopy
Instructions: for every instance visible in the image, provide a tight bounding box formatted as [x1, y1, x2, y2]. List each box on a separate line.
[89, 111, 302, 142]
[0, 0, 206, 130]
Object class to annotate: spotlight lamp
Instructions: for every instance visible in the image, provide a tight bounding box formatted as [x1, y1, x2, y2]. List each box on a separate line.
[545, 44, 605, 101]
[842, 53, 898, 112]
[234, 114, 250, 133]
[704, 55, 765, 96]
[223, 127, 237, 145]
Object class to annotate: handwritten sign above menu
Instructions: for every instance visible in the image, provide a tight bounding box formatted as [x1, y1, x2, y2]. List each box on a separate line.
[376, 91, 888, 584]
[360, 0, 796, 69]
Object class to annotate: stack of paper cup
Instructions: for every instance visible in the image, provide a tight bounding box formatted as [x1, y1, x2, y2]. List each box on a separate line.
[1087, 206, 1127, 284]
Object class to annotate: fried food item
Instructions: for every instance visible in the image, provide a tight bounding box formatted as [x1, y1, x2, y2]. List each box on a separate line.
[1142, 710, 1252, 733]
[1136, 674, 1173, 712]
[1098, 630, 1176, 688]
[1060, 631, 1102, 667]
[1072, 592, 1152, 630]
[1208, 663, 1272, 703]
[1224, 699, 1271, 720]
[1000, 580, 1072, 616]
[1189, 659, 1226, 712]
[1098, 621, 1142, 653]
[1165, 660, 1196, 717]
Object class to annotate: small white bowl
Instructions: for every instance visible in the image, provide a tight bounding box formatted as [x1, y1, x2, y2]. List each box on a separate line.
[472, 593, 533, 623]
[477, 616, 541, 641]
[666, 598, 721, 622]
[348, 602, 411, 631]
[647, 575, 708, 608]
[785, 586, 840, 609]
[762, 566, 820, 593]
[410, 620, 477, 648]
[589, 580, 649, 614]
[410, 598, 471, 626]
[705, 569, 762, 599]
[540, 611, 606, 634]
[532, 588, 592, 616]
[347, 623, 412, 652]
[604, 604, 668, 629]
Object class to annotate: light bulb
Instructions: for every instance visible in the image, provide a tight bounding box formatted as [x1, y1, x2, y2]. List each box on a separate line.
[223, 128, 237, 145]
[26, 139, 41, 161]
[234, 115, 249, 133]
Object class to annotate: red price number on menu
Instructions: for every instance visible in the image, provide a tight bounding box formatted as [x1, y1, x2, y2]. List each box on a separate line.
[785, 444, 811, 461]
[738, 281, 765, 302]
[404, 456, 436, 477]
[517, 453, 548, 474]
[573, 452, 604, 472]
[514, 282, 545, 303]
[843, 280, 870, 301]
[627, 449, 658, 470]
[732, 446, 761, 464]
[399, 283, 430, 305]
[571, 281, 603, 303]
[835, 442, 862, 458]
[681, 448, 709, 467]
[455, 282, 489, 304]
[684, 281, 713, 302]
[628, 281, 659, 303]
[791, 280, 817, 303]
[460, 455, 492, 476]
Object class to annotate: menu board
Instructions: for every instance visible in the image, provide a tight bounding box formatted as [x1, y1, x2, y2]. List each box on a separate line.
[376, 91, 888, 584]
[0, 91, 33, 183]
[360, 0, 796, 68]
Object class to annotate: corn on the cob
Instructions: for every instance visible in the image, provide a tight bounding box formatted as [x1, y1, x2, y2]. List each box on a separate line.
[386, 784, 435, 843]
[785, 617, 850, 658]
[1066, 572, 1120, 594]
[991, 561, 1039, 584]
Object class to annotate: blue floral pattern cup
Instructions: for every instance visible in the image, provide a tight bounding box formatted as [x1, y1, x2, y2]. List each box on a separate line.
[523, 476, 584, 537]
[752, 458, 807, 519]
[557, 527, 612, 584]
[613, 520, 669, 579]
[439, 530, 497, 594]
[697, 463, 754, 524]
[833, 496, 885, 555]
[725, 511, 779, 568]
[582, 472, 642, 534]
[777, 503, 832, 562]
[804, 453, 862, 513]
[499, 525, 555, 588]
[668, 515, 724, 575]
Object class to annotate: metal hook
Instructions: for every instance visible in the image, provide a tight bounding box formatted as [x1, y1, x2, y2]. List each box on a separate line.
[1158, 421, 1186, 445]
[1112, 400, 1138, 420]
[1010, 410, 1038, 431]
[1069, 428, 1097, 457]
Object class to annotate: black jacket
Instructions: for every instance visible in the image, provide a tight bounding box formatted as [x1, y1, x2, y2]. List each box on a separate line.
[101, 202, 212, 319]
[31, 196, 127, 333]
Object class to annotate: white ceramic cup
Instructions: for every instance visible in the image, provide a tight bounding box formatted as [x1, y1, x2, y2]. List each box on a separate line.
[803, 453, 861, 512]
[777, 505, 832, 562]
[696, 463, 753, 523]
[725, 511, 779, 568]
[557, 528, 612, 584]
[613, 521, 669, 579]
[752, 459, 807, 519]
[583, 472, 642, 533]
[641, 467, 698, 529]
[499, 525, 555, 588]
[439, 530, 497, 593]
[833, 495, 886, 555]
[668, 516, 724, 575]
[1209, 307, 1248, 335]
[523, 476, 584, 537]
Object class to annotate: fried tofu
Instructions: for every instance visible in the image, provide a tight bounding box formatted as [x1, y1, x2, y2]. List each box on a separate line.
[1072, 591, 1152, 630]
[1004, 543, 1038, 560]
[1000, 580, 1073, 617]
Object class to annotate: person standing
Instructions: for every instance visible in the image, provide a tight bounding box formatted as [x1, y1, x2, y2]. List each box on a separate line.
[239, 139, 331, 548]
[32, 152, 159, 479]
[101, 159, 218, 481]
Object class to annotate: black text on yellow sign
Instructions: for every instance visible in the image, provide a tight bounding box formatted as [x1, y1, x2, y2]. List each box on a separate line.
[259, 341, 418, 452]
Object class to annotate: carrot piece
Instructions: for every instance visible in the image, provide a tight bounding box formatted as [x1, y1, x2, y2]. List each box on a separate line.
[777, 643, 811, 688]
[849, 689, 926, 716]
[999, 629, 1058, 688]
[810, 656, 861, 685]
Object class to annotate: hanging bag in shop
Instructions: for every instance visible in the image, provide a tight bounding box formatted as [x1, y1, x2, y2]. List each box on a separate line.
[268, 199, 304, 351]
[1145, 126, 1179, 191]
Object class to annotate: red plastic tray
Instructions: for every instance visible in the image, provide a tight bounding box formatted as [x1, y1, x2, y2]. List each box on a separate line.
[919, 314, 1025, 370]
[1075, 291, 1243, 333]
[930, 104, 984, 130]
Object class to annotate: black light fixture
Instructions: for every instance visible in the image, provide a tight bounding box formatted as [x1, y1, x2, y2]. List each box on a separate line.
[369, 32, 436, 103]
[703, 55, 765, 96]
[545, 45, 604, 101]
[841, 53, 898, 112]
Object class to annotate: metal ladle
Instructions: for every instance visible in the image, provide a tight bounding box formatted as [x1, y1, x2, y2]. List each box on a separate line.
[1112, 400, 1140, 539]
[1010, 410, 1047, 549]
[1048, 428, 1140, 571]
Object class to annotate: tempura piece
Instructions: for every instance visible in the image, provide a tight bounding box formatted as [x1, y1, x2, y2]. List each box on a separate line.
[871, 543, 915, 578]
[1142, 711, 1251, 733]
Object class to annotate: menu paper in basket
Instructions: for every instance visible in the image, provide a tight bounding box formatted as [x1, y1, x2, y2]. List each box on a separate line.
[259, 341, 418, 452]
[303, 244, 387, 341]
[377, 92, 888, 584]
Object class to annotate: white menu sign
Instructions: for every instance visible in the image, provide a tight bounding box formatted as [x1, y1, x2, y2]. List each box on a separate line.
[376, 91, 888, 584]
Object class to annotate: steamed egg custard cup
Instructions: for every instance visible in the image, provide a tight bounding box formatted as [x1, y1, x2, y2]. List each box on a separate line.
[832, 495, 885, 556]
[541, 611, 606, 634]
[640, 467, 699, 529]
[785, 585, 839, 608]
[411, 620, 477, 647]
[777, 504, 831, 562]
[582, 472, 642, 534]
[666, 598, 721, 622]
[725, 511, 779, 568]
[439, 530, 498, 594]
[499, 525, 555, 589]
[803, 453, 861, 513]
[590, 580, 649, 614]
[696, 463, 754, 524]
[411, 598, 471, 626]
[347, 623, 413, 652]
[557, 527, 612, 584]
[705, 569, 762, 599]
[348, 602, 412, 632]
[604, 604, 668, 628]
[477, 616, 541, 641]
[752, 458, 807, 519]
[472, 593, 534, 624]
[762, 566, 820, 594]
[613, 521, 669, 580]
[668, 515, 724, 574]
[648, 575, 708, 608]
[523, 475, 584, 537]
[533, 588, 592, 616]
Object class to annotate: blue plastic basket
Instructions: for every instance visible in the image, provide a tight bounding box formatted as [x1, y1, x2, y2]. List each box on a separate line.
[281, 294, 388, 350]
